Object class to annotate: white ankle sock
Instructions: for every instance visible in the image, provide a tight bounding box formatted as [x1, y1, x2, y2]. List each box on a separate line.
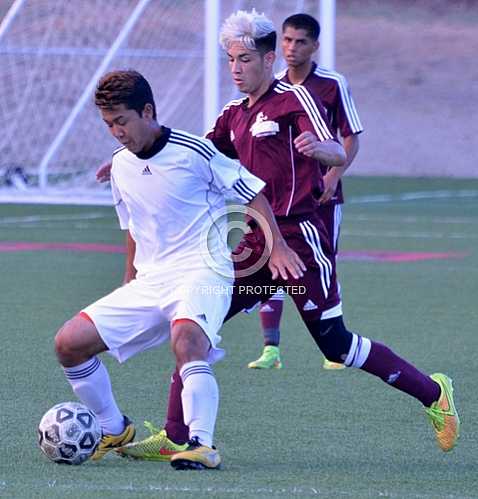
[180, 361, 218, 448]
[63, 357, 124, 435]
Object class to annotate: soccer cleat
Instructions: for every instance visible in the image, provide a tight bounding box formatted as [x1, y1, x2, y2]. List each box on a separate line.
[116, 421, 187, 461]
[322, 357, 346, 370]
[90, 416, 136, 461]
[247, 345, 282, 369]
[425, 373, 460, 452]
[170, 437, 221, 470]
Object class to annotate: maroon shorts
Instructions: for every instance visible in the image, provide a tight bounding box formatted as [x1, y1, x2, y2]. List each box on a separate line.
[315, 202, 342, 255]
[226, 213, 340, 323]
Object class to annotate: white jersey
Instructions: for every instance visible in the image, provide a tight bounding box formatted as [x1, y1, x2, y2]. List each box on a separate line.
[111, 127, 265, 278]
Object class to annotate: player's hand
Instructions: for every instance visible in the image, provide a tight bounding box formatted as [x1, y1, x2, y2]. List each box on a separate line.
[96, 161, 113, 183]
[293, 131, 320, 158]
[268, 239, 306, 280]
[318, 169, 341, 204]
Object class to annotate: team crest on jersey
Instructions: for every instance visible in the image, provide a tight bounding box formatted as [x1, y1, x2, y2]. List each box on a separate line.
[250, 111, 279, 137]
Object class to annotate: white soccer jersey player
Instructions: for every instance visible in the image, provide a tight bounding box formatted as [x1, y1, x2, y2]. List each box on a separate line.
[83, 127, 265, 363]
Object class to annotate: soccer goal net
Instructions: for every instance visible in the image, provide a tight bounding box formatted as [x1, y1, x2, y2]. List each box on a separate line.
[0, 0, 326, 204]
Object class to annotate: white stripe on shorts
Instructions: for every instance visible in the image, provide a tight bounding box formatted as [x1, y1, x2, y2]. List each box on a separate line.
[299, 220, 332, 298]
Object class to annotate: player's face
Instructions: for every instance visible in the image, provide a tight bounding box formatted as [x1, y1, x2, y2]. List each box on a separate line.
[100, 104, 152, 153]
[282, 26, 318, 67]
[227, 42, 273, 96]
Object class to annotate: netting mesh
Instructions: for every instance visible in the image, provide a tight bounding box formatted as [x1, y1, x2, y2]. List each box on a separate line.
[0, 0, 316, 194]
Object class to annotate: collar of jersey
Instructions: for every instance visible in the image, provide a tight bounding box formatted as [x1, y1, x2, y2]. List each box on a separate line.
[283, 61, 317, 86]
[135, 126, 171, 160]
[242, 80, 278, 110]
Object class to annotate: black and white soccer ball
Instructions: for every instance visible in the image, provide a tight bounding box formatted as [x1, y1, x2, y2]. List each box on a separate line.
[38, 402, 101, 465]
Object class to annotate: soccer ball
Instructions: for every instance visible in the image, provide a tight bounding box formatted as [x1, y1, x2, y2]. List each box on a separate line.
[38, 402, 101, 465]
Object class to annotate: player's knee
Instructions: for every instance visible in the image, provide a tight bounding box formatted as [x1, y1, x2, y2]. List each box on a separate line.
[54, 318, 92, 367]
[55, 321, 78, 366]
[308, 316, 353, 363]
[171, 320, 210, 367]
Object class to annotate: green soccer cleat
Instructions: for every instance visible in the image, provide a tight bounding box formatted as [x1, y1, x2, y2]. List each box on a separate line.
[170, 437, 221, 470]
[322, 357, 346, 370]
[247, 345, 282, 369]
[425, 373, 460, 452]
[91, 416, 136, 461]
[116, 421, 187, 461]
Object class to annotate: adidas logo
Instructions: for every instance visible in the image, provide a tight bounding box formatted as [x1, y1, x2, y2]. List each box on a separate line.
[142, 165, 152, 175]
[302, 299, 318, 311]
[260, 304, 274, 313]
[387, 371, 401, 384]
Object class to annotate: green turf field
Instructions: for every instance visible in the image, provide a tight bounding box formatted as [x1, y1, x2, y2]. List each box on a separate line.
[1, 177, 477, 498]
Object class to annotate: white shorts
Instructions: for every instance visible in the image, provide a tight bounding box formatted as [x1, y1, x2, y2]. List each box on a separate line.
[82, 269, 233, 364]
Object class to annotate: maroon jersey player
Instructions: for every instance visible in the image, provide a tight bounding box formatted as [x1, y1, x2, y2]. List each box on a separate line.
[118, 10, 459, 467]
[252, 13, 364, 370]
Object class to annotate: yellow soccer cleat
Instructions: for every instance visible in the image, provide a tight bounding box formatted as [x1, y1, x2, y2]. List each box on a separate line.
[116, 421, 187, 461]
[91, 416, 136, 461]
[322, 357, 346, 370]
[247, 345, 282, 369]
[170, 437, 221, 470]
[425, 373, 460, 452]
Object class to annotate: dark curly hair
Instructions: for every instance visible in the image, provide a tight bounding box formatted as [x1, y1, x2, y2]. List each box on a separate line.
[95, 70, 156, 119]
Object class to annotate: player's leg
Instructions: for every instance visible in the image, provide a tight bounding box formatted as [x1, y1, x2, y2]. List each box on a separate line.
[249, 288, 285, 369]
[168, 319, 221, 470]
[288, 215, 459, 451]
[317, 203, 345, 370]
[164, 368, 189, 444]
[302, 314, 459, 450]
[54, 313, 135, 460]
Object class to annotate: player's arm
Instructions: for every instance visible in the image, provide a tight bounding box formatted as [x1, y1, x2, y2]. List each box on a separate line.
[294, 131, 345, 165]
[124, 231, 137, 284]
[96, 160, 112, 183]
[246, 192, 306, 280]
[205, 104, 239, 159]
[319, 133, 360, 204]
[110, 171, 135, 283]
[318, 75, 363, 203]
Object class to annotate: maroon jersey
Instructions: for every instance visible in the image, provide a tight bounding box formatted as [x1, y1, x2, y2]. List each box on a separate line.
[206, 79, 336, 217]
[279, 62, 363, 204]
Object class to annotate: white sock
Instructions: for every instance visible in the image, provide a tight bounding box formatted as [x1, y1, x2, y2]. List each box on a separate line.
[63, 357, 124, 435]
[180, 361, 218, 448]
[344, 333, 372, 368]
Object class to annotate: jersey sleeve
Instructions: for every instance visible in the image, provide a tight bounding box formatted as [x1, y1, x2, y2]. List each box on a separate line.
[204, 141, 265, 204]
[334, 76, 363, 137]
[110, 170, 129, 230]
[205, 106, 239, 159]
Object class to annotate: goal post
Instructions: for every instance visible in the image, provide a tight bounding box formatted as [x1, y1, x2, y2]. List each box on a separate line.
[37, 0, 153, 189]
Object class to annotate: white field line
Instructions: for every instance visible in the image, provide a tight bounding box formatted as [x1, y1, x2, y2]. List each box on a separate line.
[0, 479, 472, 499]
[346, 214, 478, 225]
[341, 229, 478, 240]
[348, 189, 478, 204]
[6, 223, 119, 230]
[0, 212, 111, 224]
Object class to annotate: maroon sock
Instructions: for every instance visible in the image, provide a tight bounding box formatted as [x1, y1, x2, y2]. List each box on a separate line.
[259, 299, 283, 346]
[361, 341, 440, 407]
[163, 367, 189, 444]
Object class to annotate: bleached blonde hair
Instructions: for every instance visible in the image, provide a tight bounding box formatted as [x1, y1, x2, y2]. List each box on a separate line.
[219, 8, 276, 52]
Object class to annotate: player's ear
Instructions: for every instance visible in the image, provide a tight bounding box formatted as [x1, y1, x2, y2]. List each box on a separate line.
[142, 103, 154, 120]
[264, 50, 275, 70]
[314, 40, 320, 53]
